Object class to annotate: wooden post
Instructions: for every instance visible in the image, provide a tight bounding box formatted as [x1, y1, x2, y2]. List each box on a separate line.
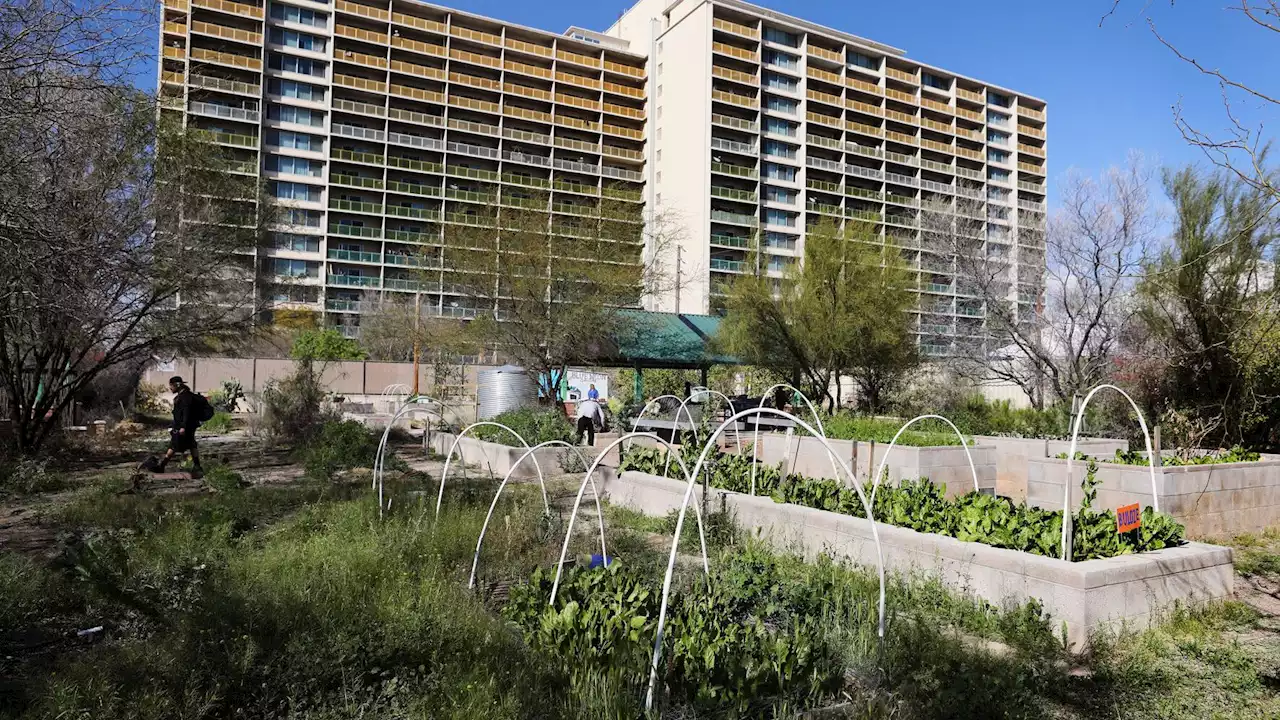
[1153, 425, 1162, 468]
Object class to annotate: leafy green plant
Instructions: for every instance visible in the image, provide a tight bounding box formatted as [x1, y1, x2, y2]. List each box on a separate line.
[301, 419, 379, 480]
[473, 407, 576, 447]
[822, 414, 967, 446]
[200, 411, 235, 434]
[1111, 446, 1260, 466]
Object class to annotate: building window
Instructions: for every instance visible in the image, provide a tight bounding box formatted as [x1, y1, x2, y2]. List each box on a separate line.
[986, 111, 1009, 126]
[847, 50, 879, 70]
[987, 130, 1010, 146]
[269, 78, 324, 102]
[767, 256, 792, 272]
[273, 180, 321, 202]
[270, 28, 326, 52]
[988, 92, 1011, 108]
[268, 53, 325, 77]
[270, 258, 317, 278]
[987, 150, 1010, 164]
[764, 94, 797, 115]
[921, 72, 949, 90]
[270, 3, 327, 28]
[763, 72, 797, 93]
[267, 154, 323, 177]
[764, 117, 796, 137]
[763, 162, 796, 182]
[763, 139, 797, 159]
[764, 185, 797, 204]
[763, 49, 798, 70]
[281, 208, 322, 227]
[989, 169, 1010, 182]
[763, 27, 799, 47]
[273, 233, 320, 252]
[270, 103, 324, 127]
[269, 130, 323, 152]
[765, 208, 797, 227]
[765, 231, 796, 250]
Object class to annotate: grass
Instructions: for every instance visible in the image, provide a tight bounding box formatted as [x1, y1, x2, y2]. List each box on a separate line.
[822, 414, 969, 447]
[200, 411, 235, 434]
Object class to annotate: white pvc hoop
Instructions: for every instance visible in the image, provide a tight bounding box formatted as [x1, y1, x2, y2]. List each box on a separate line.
[643, 407, 886, 712]
[469, 440, 606, 589]
[676, 388, 740, 451]
[434, 422, 548, 518]
[869, 414, 981, 505]
[373, 395, 447, 518]
[626, 394, 699, 452]
[380, 383, 410, 397]
[549, 432, 711, 605]
[749, 383, 831, 495]
[1062, 384, 1159, 561]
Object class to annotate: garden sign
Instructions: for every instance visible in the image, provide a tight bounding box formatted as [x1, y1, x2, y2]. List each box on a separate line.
[1116, 503, 1142, 533]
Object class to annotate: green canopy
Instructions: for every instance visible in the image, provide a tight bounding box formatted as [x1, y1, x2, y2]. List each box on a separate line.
[607, 310, 738, 370]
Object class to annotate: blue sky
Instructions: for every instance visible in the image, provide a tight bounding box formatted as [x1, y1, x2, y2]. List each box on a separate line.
[147, 0, 1278, 208]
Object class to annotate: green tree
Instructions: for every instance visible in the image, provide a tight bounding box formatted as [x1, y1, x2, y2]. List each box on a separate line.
[290, 328, 367, 362]
[1137, 165, 1280, 446]
[717, 219, 918, 412]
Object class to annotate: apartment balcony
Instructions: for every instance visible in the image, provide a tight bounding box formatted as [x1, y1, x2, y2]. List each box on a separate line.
[164, 0, 189, 10]
[331, 198, 385, 215]
[849, 98, 884, 117]
[329, 223, 382, 239]
[884, 87, 916, 105]
[189, 100, 259, 123]
[197, 129, 258, 148]
[1018, 105, 1046, 122]
[1018, 162, 1046, 176]
[710, 258, 747, 273]
[712, 88, 756, 109]
[713, 113, 758, 133]
[1018, 142, 1045, 158]
[924, 282, 953, 294]
[328, 248, 381, 263]
[847, 120, 883, 138]
[189, 74, 258, 96]
[604, 59, 645, 79]
[710, 233, 751, 248]
[1018, 124, 1046, 139]
[807, 45, 842, 64]
[328, 273, 380, 288]
[161, 70, 186, 86]
[711, 161, 758, 179]
[885, 66, 918, 84]
[712, 16, 760, 39]
[955, 107, 984, 123]
[848, 186, 885, 201]
[847, 76, 883, 96]
[806, 111, 841, 129]
[334, 148, 386, 166]
[192, 0, 263, 20]
[712, 64, 759, 86]
[326, 299, 364, 313]
[393, 36, 446, 59]
[190, 20, 261, 46]
[1018, 198, 1046, 212]
[956, 87, 984, 104]
[335, 0, 389, 21]
[392, 11, 447, 35]
[710, 136, 757, 156]
[807, 66, 842, 85]
[711, 209, 759, 226]
[713, 41, 756, 62]
[1018, 180, 1046, 194]
[190, 47, 262, 71]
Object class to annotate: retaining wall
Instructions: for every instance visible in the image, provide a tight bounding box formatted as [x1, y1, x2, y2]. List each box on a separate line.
[604, 471, 1233, 648]
[975, 436, 1129, 502]
[429, 432, 577, 479]
[1027, 457, 1280, 538]
[752, 434, 996, 497]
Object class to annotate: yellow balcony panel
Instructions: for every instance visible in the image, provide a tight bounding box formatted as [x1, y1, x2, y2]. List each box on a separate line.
[955, 107, 983, 122]
[1018, 162, 1045, 175]
[390, 59, 442, 80]
[712, 89, 756, 108]
[449, 94, 499, 114]
[887, 130, 918, 146]
[1018, 124, 1046, 139]
[336, 0, 389, 22]
[847, 77, 882, 96]
[847, 120, 882, 137]
[450, 25, 501, 46]
[450, 48, 500, 69]
[392, 12, 447, 34]
[163, 21, 187, 36]
[161, 70, 186, 85]
[807, 66, 842, 85]
[849, 99, 884, 117]
[886, 66, 917, 83]
[712, 17, 759, 38]
[190, 47, 263, 71]
[391, 84, 443, 103]
[956, 87, 984, 104]
[955, 126, 983, 141]
[555, 70, 601, 90]
[192, 0, 263, 20]
[955, 146, 982, 161]
[807, 45, 842, 63]
[335, 24, 389, 46]
[603, 80, 644, 98]
[885, 87, 916, 104]
[504, 81, 552, 101]
[712, 41, 756, 62]
[557, 48, 601, 68]
[807, 111, 841, 128]
[808, 89, 842, 107]
[504, 37, 553, 58]
[920, 98, 952, 115]
[192, 20, 262, 45]
[921, 118, 953, 134]
[554, 136, 600, 153]
[449, 70, 500, 92]
[603, 123, 642, 140]
[335, 74, 387, 93]
[602, 145, 643, 161]
[504, 105, 553, 124]
[163, 45, 185, 60]
[340, 49, 389, 69]
[164, 0, 190, 10]
[505, 59, 553, 79]
[555, 114, 600, 132]
[556, 92, 601, 112]
[920, 139, 952, 154]
[1018, 105, 1046, 121]
[1018, 142, 1045, 157]
[712, 65, 757, 85]
[603, 102, 643, 120]
[393, 36, 446, 58]
[884, 109, 917, 125]
[604, 59, 644, 79]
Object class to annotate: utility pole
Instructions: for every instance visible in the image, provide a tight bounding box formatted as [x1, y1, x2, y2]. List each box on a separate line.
[674, 245, 682, 315]
[412, 292, 421, 396]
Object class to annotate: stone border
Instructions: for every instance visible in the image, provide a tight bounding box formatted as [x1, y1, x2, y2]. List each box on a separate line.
[974, 436, 1128, 502]
[1028, 456, 1280, 538]
[428, 432, 573, 479]
[604, 470, 1233, 648]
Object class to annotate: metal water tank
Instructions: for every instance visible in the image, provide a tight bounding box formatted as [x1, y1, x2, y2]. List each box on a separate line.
[477, 365, 536, 419]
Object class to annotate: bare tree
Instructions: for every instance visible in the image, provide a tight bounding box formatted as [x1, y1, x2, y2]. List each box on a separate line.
[935, 157, 1157, 407]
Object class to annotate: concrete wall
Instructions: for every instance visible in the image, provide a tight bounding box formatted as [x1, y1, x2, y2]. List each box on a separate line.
[605, 470, 1234, 648]
[976, 436, 1129, 502]
[144, 357, 486, 401]
[1027, 457, 1280, 538]
[752, 434, 996, 497]
[428, 432, 576, 480]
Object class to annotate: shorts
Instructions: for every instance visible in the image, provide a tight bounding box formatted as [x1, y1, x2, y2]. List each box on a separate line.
[169, 430, 197, 453]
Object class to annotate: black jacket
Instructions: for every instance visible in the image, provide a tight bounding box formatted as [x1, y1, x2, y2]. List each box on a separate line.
[172, 388, 199, 432]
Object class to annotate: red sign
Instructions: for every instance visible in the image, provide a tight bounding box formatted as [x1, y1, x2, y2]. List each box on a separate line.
[1116, 503, 1142, 533]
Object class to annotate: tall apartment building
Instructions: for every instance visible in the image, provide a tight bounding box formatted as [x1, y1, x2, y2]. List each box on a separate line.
[611, 0, 1047, 358]
[157, 0, 648, 335]
[157, 0, 1046, 356]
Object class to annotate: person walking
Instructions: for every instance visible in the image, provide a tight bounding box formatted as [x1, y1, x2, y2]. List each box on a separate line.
[575, 397, 603, 447]
[587, 383, 600, 401]
[156, 376, 204, 478]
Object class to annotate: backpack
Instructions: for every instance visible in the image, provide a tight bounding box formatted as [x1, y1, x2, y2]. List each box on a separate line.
[194, 393, 216, 423]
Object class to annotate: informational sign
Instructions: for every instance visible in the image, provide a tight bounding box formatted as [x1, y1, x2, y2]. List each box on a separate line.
[1116, 503, 1142, 534]
[565, 369, 610, 401]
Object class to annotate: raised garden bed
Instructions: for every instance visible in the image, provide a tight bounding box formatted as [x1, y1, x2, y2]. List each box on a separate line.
[974, 435, 1129, 501]
[428, 432, 574, 479]
[605, 470, 1233, 648]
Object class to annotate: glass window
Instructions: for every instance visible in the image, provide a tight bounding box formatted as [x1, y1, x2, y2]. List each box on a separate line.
[270, 28, 326, 52]
[273, 180, 321, 202]
[764, 94, 797, 115]
[268, 53, 325, 77]
[764, 117, 796, 137]
[269, 129, 323, 151]
[922, 73, 949, 90]
[763, 139, 797, 159]
[987, 130, 1010, 145]
[763, 27, 799, 47]
[765, 208, 796, 227]
[987, 187, 1010, 202]
[989, 169, 1010, 182]
[765, 232, 796, 250]
[273, 233, 320, 252]
[764, 185, 797, 204]
[763, 49, 797, 69]
[847, 50, 879, 70]
[270, 258, 317, 278]
[767, 256, 791, 272]
[270, 103, 324, 127]
[270, 78, 325, 102]
[267, 154, 323, 177]
[762, 162, 796, 182]
[988, 92, 1011, 108]
[988, 150, 1010, 163]
[986, 111, 1009, 126]
[281, 208, 322, 227]
[270, 3, 327, 27]
[762, 72, 797, 93]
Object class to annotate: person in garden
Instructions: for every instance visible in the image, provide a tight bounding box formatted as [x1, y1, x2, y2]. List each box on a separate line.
[155, 376, 207, 478]
[575, 397, 603, 446]
[587, 383, 599, 401]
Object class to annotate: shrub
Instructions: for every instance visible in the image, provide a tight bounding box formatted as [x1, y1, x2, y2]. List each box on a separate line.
[0, 456, 69, 496]
[290, 327, 366, 361]
[301, 420, 378, 480]
[823, 414, 967, 446]
[473, 406, 575, 447]
[200, 412, 235, 435]
[260, 361, 334, 444]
